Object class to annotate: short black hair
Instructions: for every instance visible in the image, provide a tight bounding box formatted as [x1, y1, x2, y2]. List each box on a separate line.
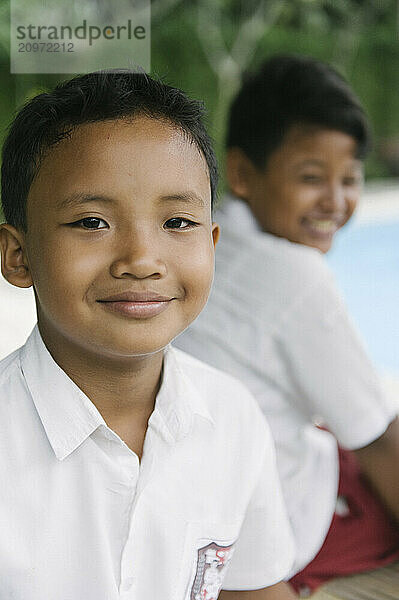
[1, 70, 218, 230]
[226, 54, 371, 168]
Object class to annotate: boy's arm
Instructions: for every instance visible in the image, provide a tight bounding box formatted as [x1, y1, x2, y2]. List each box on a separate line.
[354, 415, 399, 523]
[219, 581, 298, 599]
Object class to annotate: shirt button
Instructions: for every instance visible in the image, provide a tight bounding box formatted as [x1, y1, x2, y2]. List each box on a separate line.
[120, 576, 134, 592]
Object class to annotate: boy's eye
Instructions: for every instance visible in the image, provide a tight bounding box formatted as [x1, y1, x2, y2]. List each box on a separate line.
[342, 176, 360, 186]
[301, 174, 322, 183]
[74, 217, 108, 229]
[164, 217, 196, 229]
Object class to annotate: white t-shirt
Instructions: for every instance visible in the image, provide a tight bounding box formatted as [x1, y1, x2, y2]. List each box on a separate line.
[0, 325, 294, 599]
[177, 198, 397, 575]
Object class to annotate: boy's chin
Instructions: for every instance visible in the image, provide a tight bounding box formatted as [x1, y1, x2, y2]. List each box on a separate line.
[91, 335, 171, 360]
[315, 238, 334, 254]
[37, 310, 186, 362]
[300, 234, 335, 254]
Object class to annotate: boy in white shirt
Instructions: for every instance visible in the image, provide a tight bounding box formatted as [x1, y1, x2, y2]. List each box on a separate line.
[0, 70, 295, 599]
[177, 55, 399, 598]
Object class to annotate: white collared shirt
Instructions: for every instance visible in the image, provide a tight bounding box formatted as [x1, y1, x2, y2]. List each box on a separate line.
[177, 198, 397, 575]
[0, 325, 294, 599]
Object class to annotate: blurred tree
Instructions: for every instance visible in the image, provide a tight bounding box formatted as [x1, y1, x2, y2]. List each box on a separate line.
[151, 0, 399, 178]
[195, 0, 284, 155]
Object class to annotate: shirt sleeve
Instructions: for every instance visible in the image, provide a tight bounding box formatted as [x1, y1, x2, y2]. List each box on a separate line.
[277, 265, 398, 450]
[222, 418, 295, 590]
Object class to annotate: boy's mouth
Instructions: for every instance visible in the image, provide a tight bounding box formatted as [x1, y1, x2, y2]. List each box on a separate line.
[301, 214, 346, 239]
[99, 291, 172, 302]
[97, 291, 173, 318]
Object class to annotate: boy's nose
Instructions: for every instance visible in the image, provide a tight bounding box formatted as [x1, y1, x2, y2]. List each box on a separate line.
[109, 235, 167, 280]
[319, 182, 346, 213]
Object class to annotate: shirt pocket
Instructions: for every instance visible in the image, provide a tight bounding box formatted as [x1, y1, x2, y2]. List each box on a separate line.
[178, 520, 242, 600]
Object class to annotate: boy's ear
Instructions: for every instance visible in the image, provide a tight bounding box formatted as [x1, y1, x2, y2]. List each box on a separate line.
[211, 223, 220, 247]
[225, 147, 255, 201]
[0, 224, 33, 288]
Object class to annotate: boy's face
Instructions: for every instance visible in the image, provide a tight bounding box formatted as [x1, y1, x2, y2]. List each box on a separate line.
[227, 125, 363, 253]
[8, 117, 219, 359]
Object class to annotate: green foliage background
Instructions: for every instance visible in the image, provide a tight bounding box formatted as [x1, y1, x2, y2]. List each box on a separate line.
[0, 0, 398, 222]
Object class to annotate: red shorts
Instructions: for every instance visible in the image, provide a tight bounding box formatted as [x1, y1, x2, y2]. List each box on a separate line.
[290, 445, 399, 594]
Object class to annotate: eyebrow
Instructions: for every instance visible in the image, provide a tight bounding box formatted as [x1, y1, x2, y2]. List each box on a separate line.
[295, 159, 326, 168]
[57, 193, 116, 210]
[158, 192, 206, 208]
[57, 190, 207, 210]
[295, 159, 362, 170]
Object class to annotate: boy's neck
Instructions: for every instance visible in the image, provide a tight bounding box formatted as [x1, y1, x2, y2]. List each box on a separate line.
[37, 321, 164, 431]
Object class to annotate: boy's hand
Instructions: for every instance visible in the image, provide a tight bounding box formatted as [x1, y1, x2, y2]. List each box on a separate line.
[219, 581, 298, 599]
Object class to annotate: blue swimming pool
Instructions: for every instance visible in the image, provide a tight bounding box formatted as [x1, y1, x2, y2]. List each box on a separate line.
[328, 219, 399, 375]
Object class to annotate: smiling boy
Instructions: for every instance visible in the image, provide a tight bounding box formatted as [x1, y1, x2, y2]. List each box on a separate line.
[177, 55, 399, 598]
[0, 71, 295, 599]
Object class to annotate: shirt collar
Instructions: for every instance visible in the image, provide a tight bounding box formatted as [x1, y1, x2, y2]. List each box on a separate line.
[20, 326, 106, 461]
[20, 326, 214, 460]
[152, 345, 215, 443]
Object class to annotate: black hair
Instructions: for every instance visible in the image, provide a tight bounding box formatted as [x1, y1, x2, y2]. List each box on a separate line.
[1, 70, 218, 230]
[226, 54, 371, 168]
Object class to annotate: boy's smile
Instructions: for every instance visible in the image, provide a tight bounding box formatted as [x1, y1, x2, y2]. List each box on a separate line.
[97, 290, 174, 319]
[20, 116, 219, 361]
